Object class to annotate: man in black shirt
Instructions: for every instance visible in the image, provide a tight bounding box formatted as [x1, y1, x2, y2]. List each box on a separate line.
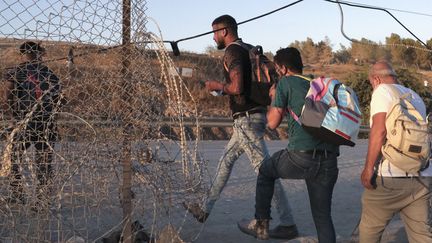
[2, 41, 61, 204]
[184, 15, 298, 240]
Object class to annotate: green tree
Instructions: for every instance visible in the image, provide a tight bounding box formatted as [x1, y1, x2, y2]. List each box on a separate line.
[414, 38, 432, 70]
[428, 38, 432, 70]
[386, 33, 404, 65]
[289, 38, 319, 64]
[374, 44, 391, 62]
[350, 38, 377, 64]
[289, 40, 301, 50]
[415, 42, 429, 70]
[396, 68, 432, 112]
[302, 38, 319, 64]
[316, 37, 333, 65]
[345, 68, 432, 124]
[401, 38, 417, 67]
[344, 70, 372, 124]
[334, 44, 351, 64]
[385, 34, 432, 69]
[344, 67, 432, 123]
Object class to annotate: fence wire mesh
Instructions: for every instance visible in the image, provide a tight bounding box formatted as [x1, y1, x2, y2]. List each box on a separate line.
[0, 1, 208, 242]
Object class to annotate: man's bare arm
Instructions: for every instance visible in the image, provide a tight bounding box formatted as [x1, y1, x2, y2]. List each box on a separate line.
[205, 65, 243, 95]
[361, 112, 387, 189]
[267, 107, 284, 130]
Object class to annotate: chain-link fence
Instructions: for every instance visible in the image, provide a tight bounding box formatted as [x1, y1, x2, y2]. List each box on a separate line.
[0, 1, 207, 242]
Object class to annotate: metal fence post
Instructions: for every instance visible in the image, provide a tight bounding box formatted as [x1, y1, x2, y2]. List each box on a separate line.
[121, 0, 132, 242]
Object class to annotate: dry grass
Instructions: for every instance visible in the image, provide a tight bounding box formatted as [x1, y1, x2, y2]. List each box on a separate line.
[306, 63, 367, 81]
[2, 39, 431, 140]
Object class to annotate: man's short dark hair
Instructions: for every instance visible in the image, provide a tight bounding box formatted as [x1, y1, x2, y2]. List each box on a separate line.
[274, 47, 303, 73]
[212, 14, 238, 34]
[19, 41, 45, 55]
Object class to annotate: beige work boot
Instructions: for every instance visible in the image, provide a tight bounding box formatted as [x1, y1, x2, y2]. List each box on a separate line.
[237, 218, 269, 240]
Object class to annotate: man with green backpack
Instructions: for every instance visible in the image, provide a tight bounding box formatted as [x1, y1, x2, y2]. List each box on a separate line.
[359, 61, 432, 242]
[238, 47, 340, 242]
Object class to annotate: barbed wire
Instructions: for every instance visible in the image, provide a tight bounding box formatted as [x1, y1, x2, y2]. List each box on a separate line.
[0, 1, 209, 242]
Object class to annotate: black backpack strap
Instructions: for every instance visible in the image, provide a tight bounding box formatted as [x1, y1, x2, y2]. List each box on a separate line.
[224, 40, 249, 72]
[333, 82, 341, 105]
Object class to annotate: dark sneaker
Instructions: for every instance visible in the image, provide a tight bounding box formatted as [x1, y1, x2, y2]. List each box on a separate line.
[269, 224, 299, 240]
[182, 202, 209, 223]
[237, 218, 269, 240]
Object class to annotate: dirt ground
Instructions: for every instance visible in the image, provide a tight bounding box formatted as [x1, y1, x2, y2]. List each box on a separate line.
[179, 139, 410, 243]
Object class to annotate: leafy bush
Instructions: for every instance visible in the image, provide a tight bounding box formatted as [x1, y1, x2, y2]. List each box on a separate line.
[345, 67, 432, 125]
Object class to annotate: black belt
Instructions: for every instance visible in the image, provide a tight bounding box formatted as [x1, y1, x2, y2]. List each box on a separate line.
[232, 109, 265, 120]
[297, 149, 332, 156]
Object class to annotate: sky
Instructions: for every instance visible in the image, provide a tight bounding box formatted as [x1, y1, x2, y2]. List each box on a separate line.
[146, 0, 432, 54]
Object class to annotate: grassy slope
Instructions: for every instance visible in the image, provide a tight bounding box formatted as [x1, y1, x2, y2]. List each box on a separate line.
[1, 39, 431, 139]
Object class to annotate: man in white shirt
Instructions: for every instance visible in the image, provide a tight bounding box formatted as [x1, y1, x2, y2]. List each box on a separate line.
[359, 61, 432, 243]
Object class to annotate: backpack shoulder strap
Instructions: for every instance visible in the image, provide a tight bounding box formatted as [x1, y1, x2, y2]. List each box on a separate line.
[229, 40, 250, 50]
[229, 41, 241, 48]
[386, 84, 401, 97]
[223, 61, 229, 72]
[386, 84, 412, 101]
[293, 74, 312, 82]
[223, 40, 250, 72]
[287, 108, 302, 125]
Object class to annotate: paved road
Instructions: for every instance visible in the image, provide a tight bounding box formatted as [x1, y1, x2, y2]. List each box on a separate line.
[179, 139, 408, 243]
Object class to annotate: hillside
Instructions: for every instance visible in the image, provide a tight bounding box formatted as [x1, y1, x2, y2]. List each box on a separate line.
[1, 38, 430, 119]
[176, 56, 431, 117]
[1, 39, 431, 140]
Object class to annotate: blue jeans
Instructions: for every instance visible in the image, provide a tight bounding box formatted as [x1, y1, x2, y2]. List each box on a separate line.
[255, 149, 339, 243]
[204, 112, 295, 226]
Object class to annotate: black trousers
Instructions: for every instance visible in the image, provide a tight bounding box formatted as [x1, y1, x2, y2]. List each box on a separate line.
[10, 121, 56, 188]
